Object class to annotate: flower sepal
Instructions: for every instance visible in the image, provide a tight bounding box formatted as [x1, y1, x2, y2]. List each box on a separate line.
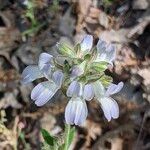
[99, 75, 113, 87]
[85, 73, 104, 84]
[90, 61, 108, 72]
[63, 60, 71, 74]
[57, 43, 76, 58]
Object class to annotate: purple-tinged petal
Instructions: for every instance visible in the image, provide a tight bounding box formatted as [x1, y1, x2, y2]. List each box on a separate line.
[31, 81, 59, 106]
[96, 39, 107, 53]
[80, 35, 93, 53]
[52, 70, 64, 87]
[66, 81, 80, 97]
[65, 99, 76, 125]
[78, 83, 84, 97]
[105, 44, 116, 62]
[21, 65, 43, 84]
[65, 97, 88, 126]
[71, 60, 86, 78]
[96, 39, 116, 64]
[110, 98, 119, 119]
[74, 100, 88, 125]
[38, 53, 53, 72]
[92, 81, 105, 98]
[99, 97, 119, 121]
[83, 84, 94, 101]
[71, 65, 84, 78]
[105, 82, 124, 96]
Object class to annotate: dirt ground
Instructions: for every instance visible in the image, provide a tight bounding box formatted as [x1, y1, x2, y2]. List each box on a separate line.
[0, 0, 150, 149]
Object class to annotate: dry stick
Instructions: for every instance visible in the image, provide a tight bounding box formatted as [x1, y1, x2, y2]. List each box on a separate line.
[134, 109, 150, 149]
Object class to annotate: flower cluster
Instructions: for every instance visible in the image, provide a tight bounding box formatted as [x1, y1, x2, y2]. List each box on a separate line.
[22, 35, 123, 125]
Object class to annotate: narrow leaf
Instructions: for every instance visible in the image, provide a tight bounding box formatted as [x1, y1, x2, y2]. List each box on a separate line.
[41, 129, 55, 146]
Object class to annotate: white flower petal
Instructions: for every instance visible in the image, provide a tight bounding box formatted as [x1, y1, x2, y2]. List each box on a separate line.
[71, 65, 84, 78]
[96, 39, 107, 53]
[74, 100, 88, 125]
[105, 82, 124, 96]
[38, 53, 53, 72]
[65, 99, 77, 125]
[71, 60, 87, 79]
[66, 81, 80, 97]
[31, 81, 59, 106]
[65, 97, 88, 125]
[23, 0, 28, 6]
[105, 44, 116, 62]
[83, 84, 94, 101]
[80, 35, 93, 53]
[110, 98, 119, 119]
[78, 83, 84, 97]
[92, 81, 105, 98]
[52, 70, 64, 87]
[99, 97, 119, 121]
[96, 39, 116, 64]
[21, 65, 43, 84]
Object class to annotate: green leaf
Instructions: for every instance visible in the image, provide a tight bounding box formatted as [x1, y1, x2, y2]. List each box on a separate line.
[90, 61, 108, 72]
[58, 144, 65, 150]
[41, 129, 56, 146]
[84, 54, 91, 60]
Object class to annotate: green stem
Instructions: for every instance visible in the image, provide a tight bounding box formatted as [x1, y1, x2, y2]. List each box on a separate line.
[64, 124, 71, 150]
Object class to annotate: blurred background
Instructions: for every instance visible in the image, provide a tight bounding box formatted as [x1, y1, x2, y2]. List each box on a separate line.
[0, 0, 150, 149]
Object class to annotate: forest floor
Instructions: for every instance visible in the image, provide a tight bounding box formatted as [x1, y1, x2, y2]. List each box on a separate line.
[0, 0, 150, 149]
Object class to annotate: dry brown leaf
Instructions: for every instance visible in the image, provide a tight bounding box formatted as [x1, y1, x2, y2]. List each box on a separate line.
[0, 69, 20, 82]
[138, 68, 150, 86]
[0, 92, 22, 109]
[0, 10, 21, 52]
[111, 137, 123, 150]
[83, 120, 102, 148]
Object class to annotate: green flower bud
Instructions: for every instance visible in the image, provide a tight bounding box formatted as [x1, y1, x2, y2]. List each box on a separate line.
[57, 43, 76, 58]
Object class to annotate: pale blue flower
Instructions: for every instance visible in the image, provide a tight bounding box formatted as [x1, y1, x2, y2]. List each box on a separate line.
[93, 81, 124, 121]
[21, 34, 123, 125]
[22, 53, 54, 84]
[95, 39, 116, 65]
[38, 53, 54, 76]
[65, 97, 88, 126]
[21, 53, 64, 106]
[21, 65, 44, 84]
[66, 81, 94, 101]
[70, 60, 87, 79]
[65, 81, 94, 125]
[80, 35, 93, 54]
[31, 70, 63, 106]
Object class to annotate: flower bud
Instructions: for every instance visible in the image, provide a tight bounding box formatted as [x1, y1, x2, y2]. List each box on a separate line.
[56, 43, 76, 58]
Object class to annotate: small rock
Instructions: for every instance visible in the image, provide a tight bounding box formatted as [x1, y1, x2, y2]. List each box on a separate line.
[132, 0, 149, 10]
